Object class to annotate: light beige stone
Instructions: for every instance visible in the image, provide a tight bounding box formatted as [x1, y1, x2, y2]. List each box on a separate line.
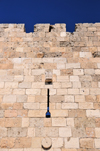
[57, 89, 67, 95]
[79, 102, 93, 109]
[67, 118, 74, 127]
[73, 82, 81, 88]
[68, 89, 79, 94]
[52, 118, 66, 126]
[65, 138, 79, 148]
[52, 138, 63, 148]
[62, 103, 78, 109]
[65, 95, 74, 102]
[95, 139, 100, 148]
[59, 127, 72, 137]
[86, 110, 100, 117]
[22, 118, 29, 127]
[26, 89, 40, 95]
[24, 103, 39, 109]
[75, 95, 85, 102]
[73, 69, 84, 75]
[3, 95, 16, 103]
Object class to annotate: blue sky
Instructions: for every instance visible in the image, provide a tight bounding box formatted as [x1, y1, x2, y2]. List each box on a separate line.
[0, 0, 100, 32]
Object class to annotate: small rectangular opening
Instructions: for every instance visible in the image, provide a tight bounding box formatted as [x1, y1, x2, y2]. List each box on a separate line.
[45, 79, 52, 85]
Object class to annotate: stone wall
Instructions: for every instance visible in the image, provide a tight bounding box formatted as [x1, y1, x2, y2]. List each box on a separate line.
[0, 23, 100, 150]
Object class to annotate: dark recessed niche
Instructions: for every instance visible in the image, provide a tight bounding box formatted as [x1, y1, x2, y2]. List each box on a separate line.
[45, 79, 52, 85]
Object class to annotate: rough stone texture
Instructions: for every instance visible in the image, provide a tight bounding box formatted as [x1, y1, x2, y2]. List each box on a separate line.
[0, 23, 100, 150]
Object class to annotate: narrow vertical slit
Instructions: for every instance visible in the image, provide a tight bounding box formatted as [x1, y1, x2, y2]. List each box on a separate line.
[46, 89, 51, 118]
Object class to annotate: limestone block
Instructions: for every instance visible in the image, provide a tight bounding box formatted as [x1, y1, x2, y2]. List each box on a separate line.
[57, 76, 69, 82]
[79, 75, 92, 81]
[51, 110, 68, 117]
[66, 63, 80, 69]
[0, 89, 12, 95]
[80, 138, 94, 149]
[73, 69, 84, 75]
[90, 88, 100, 95]
[14, 76, 23, 81]
[19, 82, 31, 88]
[70, 76, 79, 81]
[62, 103, 78, 109]
[17, 110, 28, 118]
[35, 95, 47, 103]
[80, 52, 92, 58]
[16, 47, 23, 52]
[22, 118, 29, 127]
[49, 89, 56, 95]
[84, 69, 95, 75]
[30, 118, 44, 127]
[32, 69, 45, 75]
[79, 102, 93, 109]
[85, 95, 96, 102]
[0, 82, 4, 88]
[15, 137, 32, 148]
[5, 118, 22, 127]
[5, 110, 17, 117]
[86, 127, 95, 137]
[0, 138, 15, 148]
[59, 127, 72, 137]
[57, 63, 66, 69]
[35, 127, 59, 137]
[72, 127, 86, 137]
[50, 96, 64, 103]
[28, 127, 35, 137]
[32, 137, 42, 148]
[13, 89, 25, 95]
[65, 138, 79, 148]
[0, 76, 13, 82]
[13, 103, 23, 110]
[95, 128, 100, 137]
[26, 89, 40, 95]
[3, 95, 16, 103]
[24, 76, 34, 82]
[62, 82, 72, 88]
[53, 58, 67, 63]
[53, 69, 60, 75]
[65, 95, 74, 102]
[17, 95, 27, 102]
[73, 82, 81, 88]
[8, 128, 27, 137]
[61, 69, 73, 76]
[80, 88, 89, 95]
[0, 127, 7, 137]
[62, 149, 77, 151]
[57, 89, 67, 95]
[53, 82, 62, 88]
[69, 109, 86, 118]
[24, 103, 39, 109]
[5, 82, 18, 88]
[28, 110, 46, 117]
[68, 89, 79, 94]
[75, 95, 85, 102]
[67, 118, 74, 127]
[86, 110, 100, 117]
[60, 32, 66, 37]
[52, 138, 63, 148]
[52, 118, 66, 126]
[95, 139, 100, 148]
[32, 82, 44, 88]
[95, 69, 100, 75]
[44, 118, 52, 127]
[0, 110, 4, 117]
